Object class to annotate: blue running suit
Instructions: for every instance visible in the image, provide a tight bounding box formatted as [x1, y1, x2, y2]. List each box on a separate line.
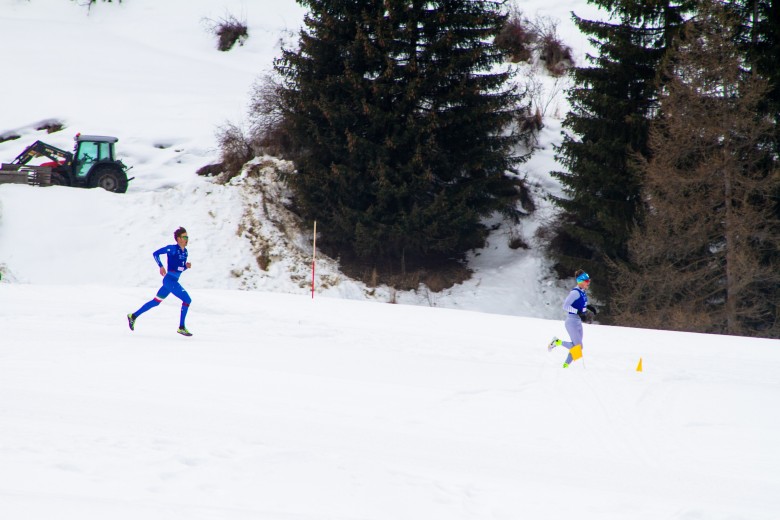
[132, 244, 191, 328]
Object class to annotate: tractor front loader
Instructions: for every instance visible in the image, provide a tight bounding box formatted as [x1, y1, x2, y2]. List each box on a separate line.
[0, 134, 131, 193]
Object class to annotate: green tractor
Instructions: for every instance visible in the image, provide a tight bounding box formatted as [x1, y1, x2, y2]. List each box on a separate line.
[1, 134, 131, 193]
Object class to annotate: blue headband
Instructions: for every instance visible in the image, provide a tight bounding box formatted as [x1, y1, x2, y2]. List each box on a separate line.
[576, 272, 590, 283]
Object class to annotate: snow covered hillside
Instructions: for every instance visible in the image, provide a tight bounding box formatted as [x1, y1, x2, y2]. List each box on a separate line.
[0, 0, 607, 318]
[2, 284, 780, 520]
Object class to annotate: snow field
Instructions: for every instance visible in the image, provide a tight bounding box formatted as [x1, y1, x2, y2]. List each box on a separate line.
[1, 283, 778, 519]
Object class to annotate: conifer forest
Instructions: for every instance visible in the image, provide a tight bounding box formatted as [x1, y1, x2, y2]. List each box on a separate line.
[259, 0, 780, 338]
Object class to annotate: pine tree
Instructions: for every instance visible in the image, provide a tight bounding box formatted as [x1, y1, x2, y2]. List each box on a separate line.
[728, 0, 780, 334]
[611, 2, 780, 337]
[549, 1, 694, 295]
[727, 0, 780, 228]
[275, 0, 528, 271]
[729, 0, 780, 125]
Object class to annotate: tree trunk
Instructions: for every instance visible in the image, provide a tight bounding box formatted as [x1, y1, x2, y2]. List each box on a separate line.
[723, 162, 737, 334]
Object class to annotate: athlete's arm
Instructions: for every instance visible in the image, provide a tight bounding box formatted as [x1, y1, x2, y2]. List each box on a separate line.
[562, 289, 580, 314]
[152, 246, 169, 276]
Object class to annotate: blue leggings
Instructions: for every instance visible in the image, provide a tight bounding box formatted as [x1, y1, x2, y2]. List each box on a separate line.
[133, 274, 191, 328]
[562, 315, 583, 364]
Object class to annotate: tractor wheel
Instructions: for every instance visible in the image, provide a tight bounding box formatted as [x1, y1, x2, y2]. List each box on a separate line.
[50, 173, 69, 186]
[90, 167, 128, 193]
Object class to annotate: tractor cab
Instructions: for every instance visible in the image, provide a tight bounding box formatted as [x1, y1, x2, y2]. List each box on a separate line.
[73, 135, 118, 180]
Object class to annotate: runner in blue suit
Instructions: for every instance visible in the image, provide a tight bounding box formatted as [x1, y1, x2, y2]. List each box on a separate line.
[127, 227, 193, 336]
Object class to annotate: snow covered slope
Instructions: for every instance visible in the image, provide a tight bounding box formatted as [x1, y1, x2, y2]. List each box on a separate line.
[0, 0, 595, 319]
[0, 283, 778, 519]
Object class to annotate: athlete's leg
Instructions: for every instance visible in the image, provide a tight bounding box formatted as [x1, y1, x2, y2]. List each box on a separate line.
[563, 316, 584, 365]
[132, 277, 174, 318]
[171, 282, 192, 329]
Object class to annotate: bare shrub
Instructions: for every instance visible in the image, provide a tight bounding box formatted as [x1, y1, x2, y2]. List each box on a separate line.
[524, 70, 569, 118]
[508, 228, 529, 250]
[518, 107, 543, 134]
[514, 65, 571, 147]
[495, 7, 573, 76]
[74, 0, 121, 12]
[248, 73, 295, 158]
[540, 35, 573, 76]
[214, 122, 254, 182]
[206, 74, 293, 180]
[532, 16, 573, 76]
[495, 8, 535, 63]
[205, 14, 249, 52]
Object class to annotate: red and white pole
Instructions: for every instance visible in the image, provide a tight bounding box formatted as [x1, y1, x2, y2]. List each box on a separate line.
[311, 221, 317, 299]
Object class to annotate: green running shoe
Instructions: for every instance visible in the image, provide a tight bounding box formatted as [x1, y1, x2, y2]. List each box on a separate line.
[127, 313, 136, 331]
[562, 362, 569, 368]
[177, 327, 193, 337]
